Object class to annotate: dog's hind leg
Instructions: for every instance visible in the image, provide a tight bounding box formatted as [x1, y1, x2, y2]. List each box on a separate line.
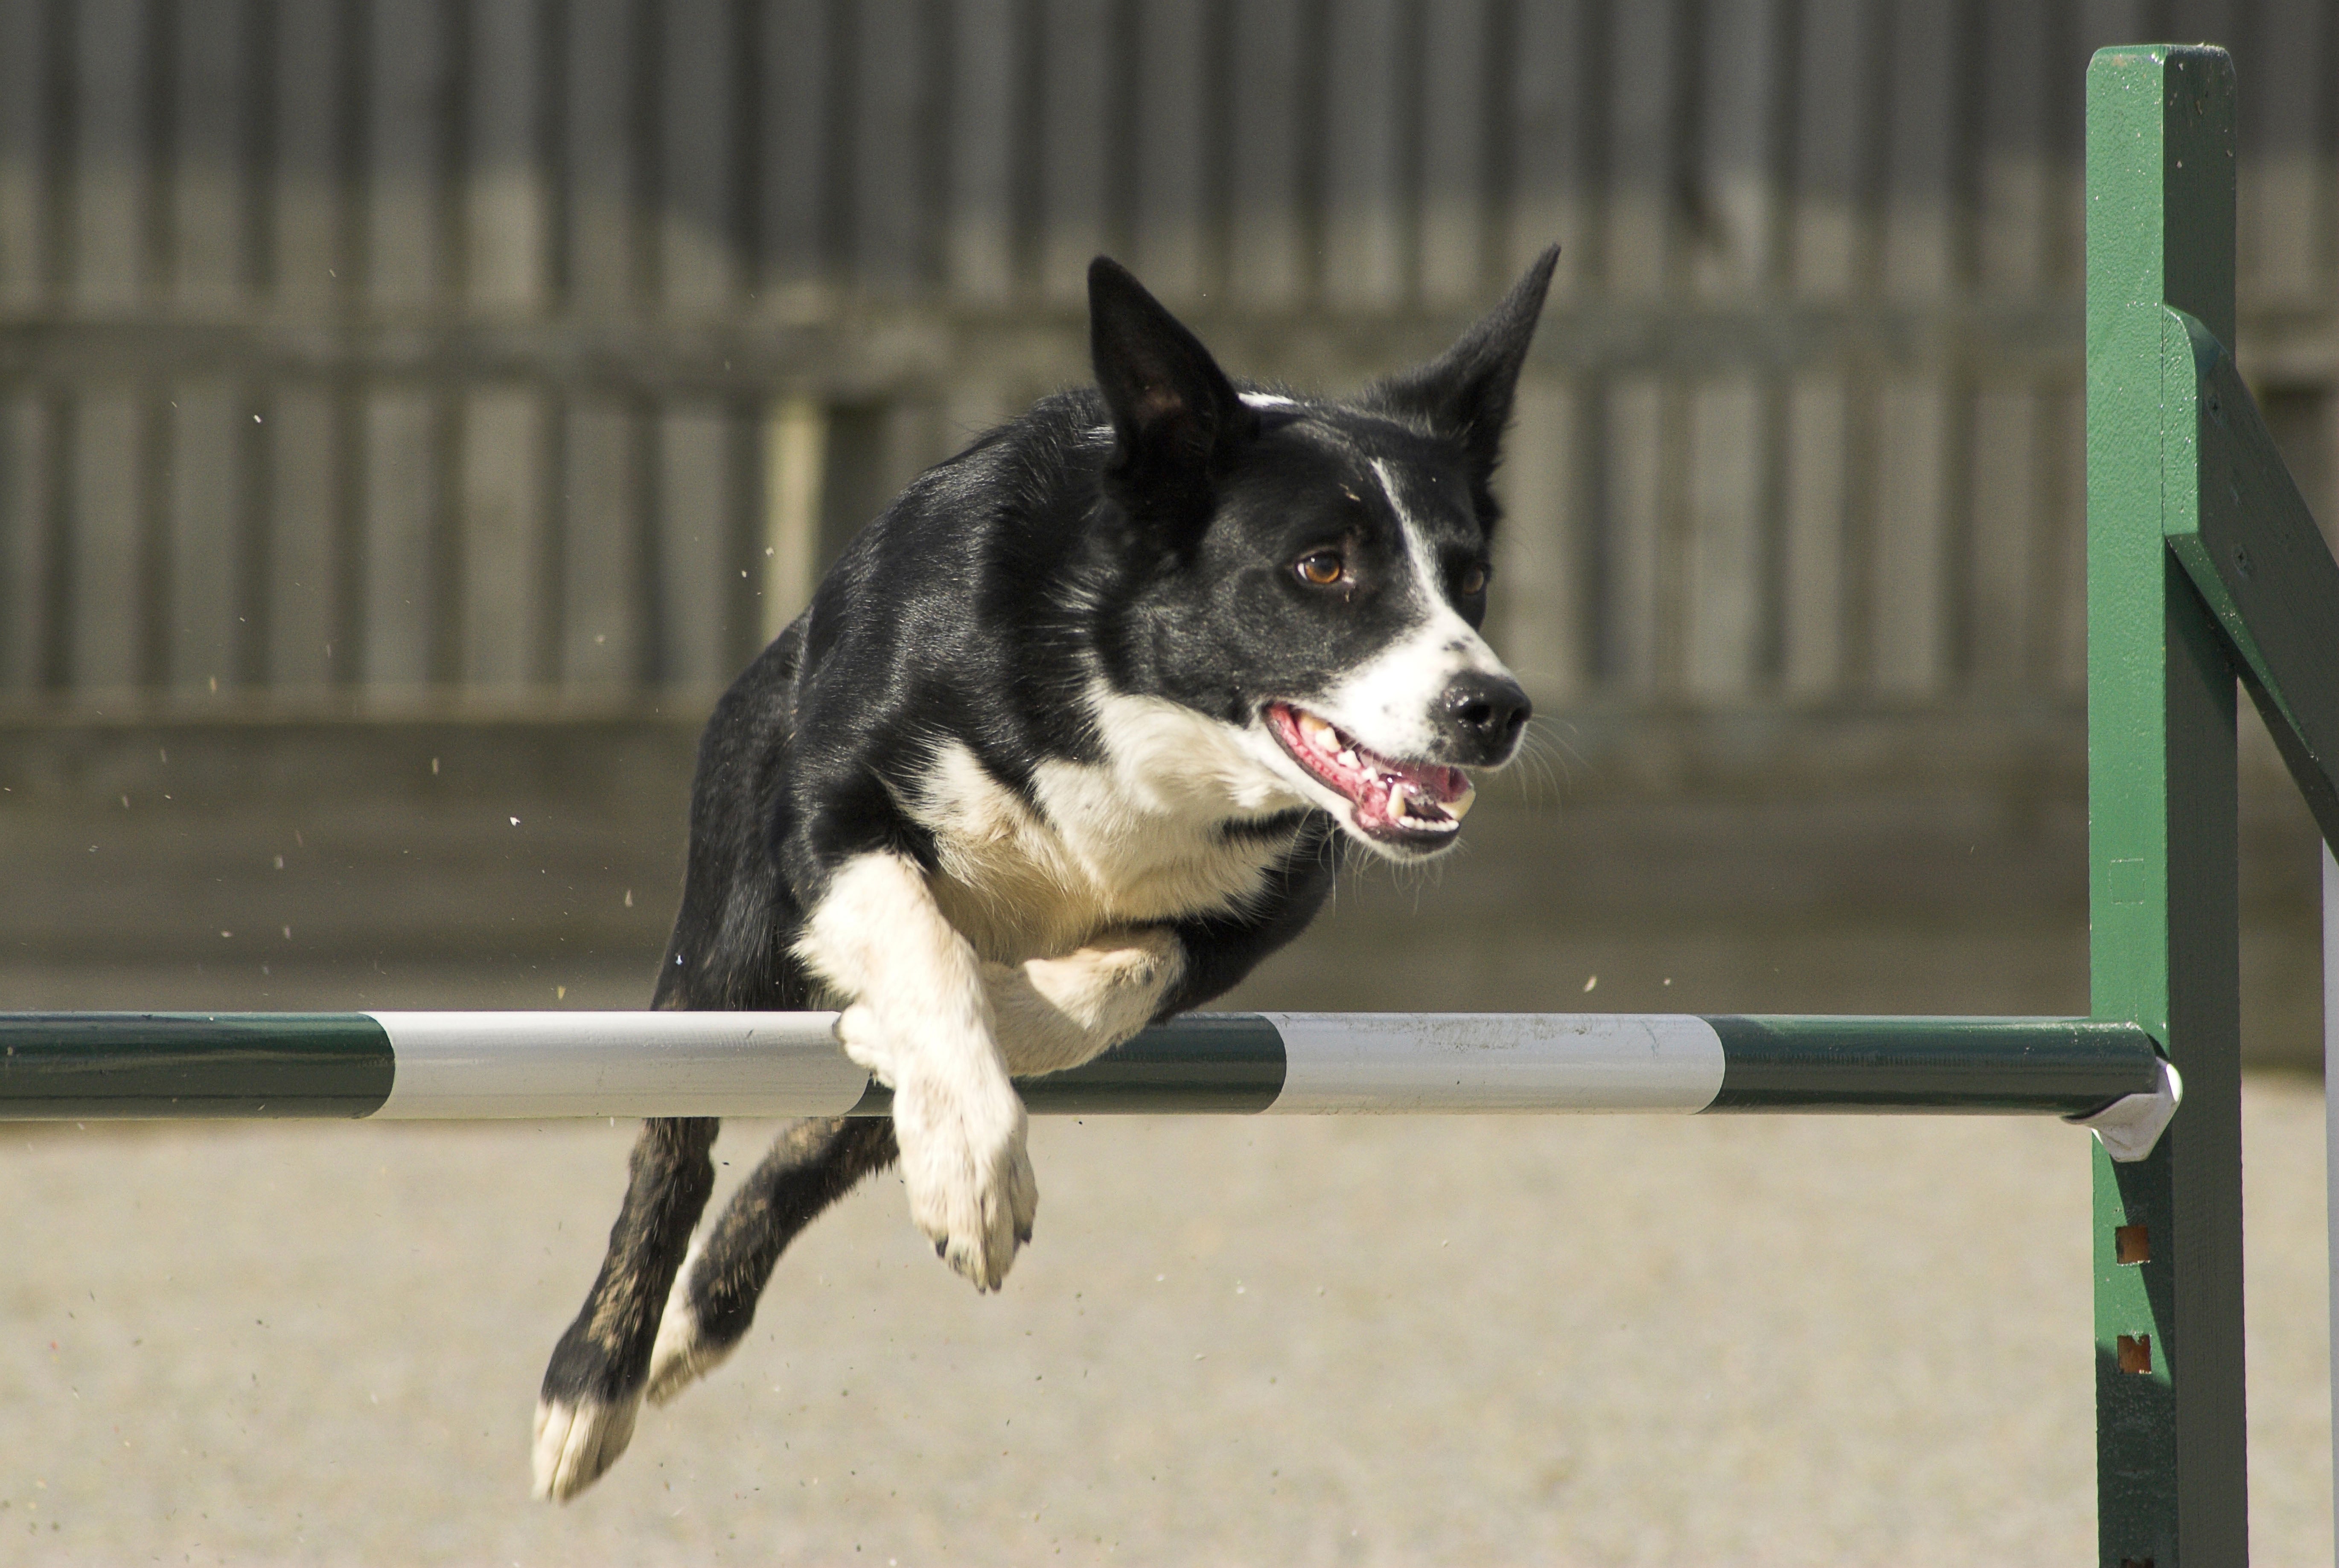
[532, 1115, 719, 1501]
[644, 1115, 899, 1406]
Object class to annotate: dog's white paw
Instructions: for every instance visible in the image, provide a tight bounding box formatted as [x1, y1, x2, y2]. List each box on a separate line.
[835, 999, 1037, 1291]
[644, 1247, 732, 1407]
[893, 1068, 1037, 1292]
[532, 1392, 639, 1502]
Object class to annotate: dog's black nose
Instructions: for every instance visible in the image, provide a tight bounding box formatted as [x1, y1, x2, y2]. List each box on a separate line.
[1440, 672, 1530, 760]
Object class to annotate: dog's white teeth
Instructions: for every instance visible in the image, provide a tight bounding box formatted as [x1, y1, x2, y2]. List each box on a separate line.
[1448, 780, 1476, 821]
[1336, 749, 1359, 769]
[1298, 712, 1334, 746]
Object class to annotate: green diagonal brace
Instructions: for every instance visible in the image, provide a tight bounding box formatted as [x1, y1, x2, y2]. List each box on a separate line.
[2087, 44, 2248, 1567]
[2160, 305, 2339, 853]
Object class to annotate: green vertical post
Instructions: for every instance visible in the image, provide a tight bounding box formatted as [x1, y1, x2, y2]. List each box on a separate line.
[2086, 46, 2246, 1567]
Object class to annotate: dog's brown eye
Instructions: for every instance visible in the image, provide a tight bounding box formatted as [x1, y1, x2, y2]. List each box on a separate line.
[1459, 565, 1489, 596]
[1295, 551, 1346, 587]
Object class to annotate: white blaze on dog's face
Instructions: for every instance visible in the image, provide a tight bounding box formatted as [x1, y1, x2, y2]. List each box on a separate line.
[1274, 454, 1522, 805]
[1085, 251, 1553, 864]
[1238, 431, 1529, 860]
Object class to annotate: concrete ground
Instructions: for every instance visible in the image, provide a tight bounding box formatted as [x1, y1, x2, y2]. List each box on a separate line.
[3, 1076, 2331, 1566]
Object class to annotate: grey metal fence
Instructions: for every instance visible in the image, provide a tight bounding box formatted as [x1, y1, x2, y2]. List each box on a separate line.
[0, 0, 2333, 716]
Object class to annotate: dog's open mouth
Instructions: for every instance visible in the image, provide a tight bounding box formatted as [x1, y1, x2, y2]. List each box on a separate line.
[1265, 701, 1476, 847]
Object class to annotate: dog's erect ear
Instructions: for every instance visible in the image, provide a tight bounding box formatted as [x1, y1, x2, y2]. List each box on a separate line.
[1363, 246, 1558, 486]
[1089, 257, 1255, 498]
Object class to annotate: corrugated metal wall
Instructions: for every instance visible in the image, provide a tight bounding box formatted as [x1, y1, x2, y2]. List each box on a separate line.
[0, 0, 2332, 714]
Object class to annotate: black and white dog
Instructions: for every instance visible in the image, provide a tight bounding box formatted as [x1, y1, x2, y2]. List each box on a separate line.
[533, 248, 1557, 1500]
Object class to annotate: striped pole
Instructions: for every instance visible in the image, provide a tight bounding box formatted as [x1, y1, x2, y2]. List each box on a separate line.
[0, 1010, 2177, 1156]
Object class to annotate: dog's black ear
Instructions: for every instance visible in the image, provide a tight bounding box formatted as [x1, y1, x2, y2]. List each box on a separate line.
[1089, 257, 1255, 501]
[1363, 246, 1558, 486]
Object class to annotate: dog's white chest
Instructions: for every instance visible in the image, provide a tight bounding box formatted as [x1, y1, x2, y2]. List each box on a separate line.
[909, 700, 1311, 962]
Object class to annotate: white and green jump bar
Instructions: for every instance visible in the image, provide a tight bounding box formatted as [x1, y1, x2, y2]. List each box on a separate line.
[0, 1011, 2181, 1158]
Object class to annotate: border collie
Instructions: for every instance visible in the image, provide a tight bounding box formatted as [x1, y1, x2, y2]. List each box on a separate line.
[533, 248, 1557, 1500]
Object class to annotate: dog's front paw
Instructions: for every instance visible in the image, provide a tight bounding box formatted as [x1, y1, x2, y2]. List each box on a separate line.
[892, 1071, 1037, 1292]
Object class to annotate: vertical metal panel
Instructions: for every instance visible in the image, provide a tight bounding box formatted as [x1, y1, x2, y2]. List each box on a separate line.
[2086, 51, 2246, 1560]
[458, 389, 546, 689]
[1976, 0, 2049, 298]
[1692, 0, 1779, 301]
[1602, 376, 1666, 691]
[271, 0, 346, 311]
[655, 403, 738, 688]
[365, 0, 451, 311]
[1683, 377, 1765, 698]
[1506, 0, 1586, 295]
[1782, 375, 1848, 696]
[1605, 0, 1675, 298]
[1130, 0, 1209, 304]
[0, 397, 54, 691]
[0, 0, 50, 308]
[170, 0, 252, 311]
[852, 0, 932, 294]
[1491, 374, 1582, 701]
[659, 0, 741, 312]
[1226, 0, 1308, 308]
[466, 0, 549, 313]
[2239, 0, 2324, 304]
[166, 382, 247, 693]
[360, 391, 440, 689]
[566, 0, 642, 310]
[1039, 0, 1114, 305]
[265, 387, 344, 690]
[1788, 0, 1872, 300]
[68, 0, 151, 311]
[66, 393, 148, 691]
[758, 0, 832, 294]
[1879, 0, 1958, 303]
[560, 398, 642, 688]
[1322, 0, 1407, 310]
[946, 0, 1018, 304]
[1967, 384, 2040, 687]
[1872, 378, 1950, 694]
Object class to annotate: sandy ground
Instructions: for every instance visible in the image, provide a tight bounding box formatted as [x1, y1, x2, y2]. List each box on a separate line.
[3, 1079, 2332, 1566]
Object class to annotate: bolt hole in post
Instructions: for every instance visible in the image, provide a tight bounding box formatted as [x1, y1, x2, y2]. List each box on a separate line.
[2117, 1335, 2154, 1376]
[2115, 1224, 2151, 1265]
